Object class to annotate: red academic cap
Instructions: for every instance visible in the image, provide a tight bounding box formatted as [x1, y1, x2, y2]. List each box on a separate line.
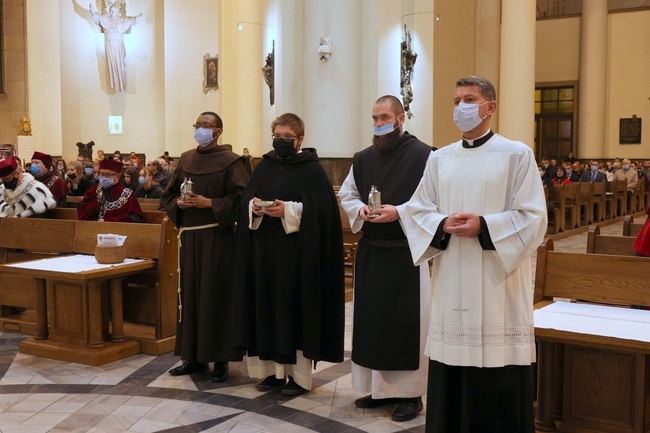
[99, 158, 123, 173]
[0, 156, 18, 178]
[31, 151, 53, 168]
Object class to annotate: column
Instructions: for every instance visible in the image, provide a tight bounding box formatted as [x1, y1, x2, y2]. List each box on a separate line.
[578, 0, 608, 158]
[498, 0, 536, 147]
[477, 0, 501, 130]
[219, 0, 270, 156]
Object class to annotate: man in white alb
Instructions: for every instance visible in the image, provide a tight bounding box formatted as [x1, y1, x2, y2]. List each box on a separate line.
[400, 76, 547, 433]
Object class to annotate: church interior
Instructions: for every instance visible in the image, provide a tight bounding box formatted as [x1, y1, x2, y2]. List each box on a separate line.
[1, 0, 650, 431]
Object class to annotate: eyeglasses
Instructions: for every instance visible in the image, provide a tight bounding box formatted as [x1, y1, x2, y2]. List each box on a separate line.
[193, 124, 217, 129]
[98, 172, 118, 179]
[272, 134, 298, 140]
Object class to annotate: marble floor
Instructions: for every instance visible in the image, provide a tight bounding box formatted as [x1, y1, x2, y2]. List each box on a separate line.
[0, 216, 644, 433]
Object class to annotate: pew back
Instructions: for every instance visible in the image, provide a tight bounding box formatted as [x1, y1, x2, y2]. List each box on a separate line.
[534, 239, 650, 306]
[585, 225, 637, 256]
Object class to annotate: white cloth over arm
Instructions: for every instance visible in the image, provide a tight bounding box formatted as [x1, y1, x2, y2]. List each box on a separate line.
[248, 199, 302, 234]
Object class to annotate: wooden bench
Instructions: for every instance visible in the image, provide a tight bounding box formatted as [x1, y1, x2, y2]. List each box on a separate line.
[0, 216, 178, 357]
[534, 240, 650, 433]
[622, 214, 644, 237]
[586, 225, 637, 256]
[65, 196, 162, 212]
[46, 207, 166, 224]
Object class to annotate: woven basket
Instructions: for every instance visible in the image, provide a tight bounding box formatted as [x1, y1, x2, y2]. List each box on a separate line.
[95, 245, 126, 264]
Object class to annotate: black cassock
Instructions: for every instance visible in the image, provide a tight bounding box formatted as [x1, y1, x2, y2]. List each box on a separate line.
[232, 148, 345, 365]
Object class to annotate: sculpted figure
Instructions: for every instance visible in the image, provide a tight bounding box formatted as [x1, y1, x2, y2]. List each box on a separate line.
[90, 1, 141, 92]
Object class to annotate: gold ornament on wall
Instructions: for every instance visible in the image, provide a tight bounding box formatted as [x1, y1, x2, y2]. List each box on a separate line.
[262, 41, 275, 105]
[18, 117, 32, 136]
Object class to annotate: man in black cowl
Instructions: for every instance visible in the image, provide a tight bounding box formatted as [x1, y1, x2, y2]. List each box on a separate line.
[338, 95, 435, 422]
[161, 111, 249, 382]
[232, 113, 345, 396]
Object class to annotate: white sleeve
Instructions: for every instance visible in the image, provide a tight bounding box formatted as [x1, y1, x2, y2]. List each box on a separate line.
[248, 199, 263, 230]
[338, 166, 365, 234]
[281, 201, 302, 234]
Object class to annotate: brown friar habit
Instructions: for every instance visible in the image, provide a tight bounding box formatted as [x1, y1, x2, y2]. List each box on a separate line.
[351, 132, 433, 370]
[232, 148, 345, 365]
[161, 144, 249, 363]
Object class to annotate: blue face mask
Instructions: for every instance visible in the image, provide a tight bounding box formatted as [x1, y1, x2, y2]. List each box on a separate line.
[194, 128, 215, 147]
[372, 120, 399, 136]
[139, 176, 146, 185]
[99, 176, 114, 189]
[591, 165, 599, 172]
[453, 101, 489, 132]
[85, 167, 94, 176]
[30, 165, 42, 176]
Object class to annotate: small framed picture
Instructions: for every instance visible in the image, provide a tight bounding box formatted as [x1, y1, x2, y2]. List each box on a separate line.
[108, 115, 123, 135]
[203, 54, 219, 93]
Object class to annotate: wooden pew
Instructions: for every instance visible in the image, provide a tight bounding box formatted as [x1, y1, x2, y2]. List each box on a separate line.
[534, 240, 650, 433]
[622, 215, 644, 237]
[606, 179, 628, 218]
[0, 217, 178, 356]
[548, 184, 581, 232]
[338, 202, 360, 302]
[46, 207, 166, 224]
[585, 225, 637, 256]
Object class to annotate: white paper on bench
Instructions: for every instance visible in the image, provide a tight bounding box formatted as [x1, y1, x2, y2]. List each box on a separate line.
[6, 254, 145, 273]
[534, 301, 650, 343]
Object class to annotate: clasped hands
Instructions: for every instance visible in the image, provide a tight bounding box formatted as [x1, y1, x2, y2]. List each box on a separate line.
[359, 204, 399, 223]
[252, 198, 285, 218]
[443, 212, 481, 238]
[177, 192, 211, 209]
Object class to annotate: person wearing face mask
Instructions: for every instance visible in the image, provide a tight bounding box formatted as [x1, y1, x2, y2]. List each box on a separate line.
[401, 76, 547, 433]
[135, 167, 163, 199]
[614, 158, 638, 212]
[77, 158, 143, 222]
[0, 156, 57, 218]
[160, 111, 249, 383]
[30, 151, 71, 208]
[338, 96, 435, 422]
[65, 161, 93, 197]
[232, 113, 344, 397]
[580, 160, 607, 183]
[54, 159, 67, 180]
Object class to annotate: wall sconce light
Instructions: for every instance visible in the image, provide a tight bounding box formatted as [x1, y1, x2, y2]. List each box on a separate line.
[318, 37, 332, 62]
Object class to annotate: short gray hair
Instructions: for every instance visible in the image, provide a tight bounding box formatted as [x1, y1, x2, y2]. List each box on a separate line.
[456, 76, 496, 101]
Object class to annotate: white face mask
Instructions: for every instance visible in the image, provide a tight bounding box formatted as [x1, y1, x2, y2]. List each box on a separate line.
[453, 101, 489, 132]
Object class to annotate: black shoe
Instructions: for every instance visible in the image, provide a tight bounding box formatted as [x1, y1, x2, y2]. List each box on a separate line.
[391, 397, 423, 422]
[256, 375, 286, 391]
[211, 362, 229, 383]
[281, 376, 306, 396]
[355, 395, 400, 409]
[168, 361, 208, 376]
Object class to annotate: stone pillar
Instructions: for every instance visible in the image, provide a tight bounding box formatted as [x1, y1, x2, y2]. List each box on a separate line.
[498, 0, 536, 147]
[477, 0, 501, 130]
[578, 0, 608, 157]
[219, 0, 269, 156]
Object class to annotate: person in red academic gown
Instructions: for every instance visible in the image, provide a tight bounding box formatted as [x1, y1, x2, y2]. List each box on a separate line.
[77, 158, 143, 222]
[31, 151, 71, 207]
[633, 205, 650, 256]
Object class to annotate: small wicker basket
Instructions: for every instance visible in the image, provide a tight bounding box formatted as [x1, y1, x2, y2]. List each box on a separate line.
[95, 245, 126, 264]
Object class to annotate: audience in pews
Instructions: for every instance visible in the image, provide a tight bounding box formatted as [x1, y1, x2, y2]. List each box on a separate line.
[147, 159, 169, 189]
[55, 159, 67, 180]
[129, 151, 141, 168]
[77, 158, 143, 222]
[135, 167, 163, 199]
[31, 151, 70, 208]
[123, 167, 140, 191]
[65, 161, 93, 197]
[0, 156, 56, 217]
[563, 162, 580, 182]
[551, 166, 571, 185]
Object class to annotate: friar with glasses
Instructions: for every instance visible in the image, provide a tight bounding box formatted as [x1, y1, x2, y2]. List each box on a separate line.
[77, 158, 143, 222]
[161, 111, 250, 382]
[232, 112, 345, 397]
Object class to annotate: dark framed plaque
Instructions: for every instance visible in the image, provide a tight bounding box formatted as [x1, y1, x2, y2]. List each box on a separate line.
[620, 117, 642, 144]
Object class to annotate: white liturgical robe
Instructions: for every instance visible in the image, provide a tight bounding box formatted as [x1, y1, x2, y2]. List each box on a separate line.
[401, 134, 547, 368]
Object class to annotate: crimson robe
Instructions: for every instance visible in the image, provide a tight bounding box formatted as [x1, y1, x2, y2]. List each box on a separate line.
[77, 182, 143, 222]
